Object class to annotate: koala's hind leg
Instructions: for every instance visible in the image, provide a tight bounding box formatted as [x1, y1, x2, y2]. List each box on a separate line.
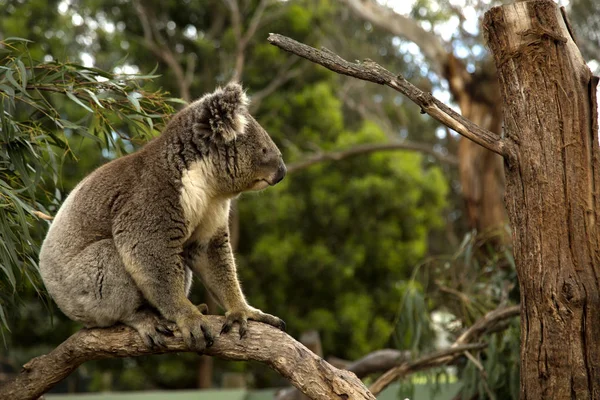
[61, 239, 178, 346]
[50, 238, 141, 327]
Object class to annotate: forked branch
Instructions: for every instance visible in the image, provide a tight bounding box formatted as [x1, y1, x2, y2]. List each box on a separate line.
[267, 34, 506, 156]
[0, 316, 375, 400]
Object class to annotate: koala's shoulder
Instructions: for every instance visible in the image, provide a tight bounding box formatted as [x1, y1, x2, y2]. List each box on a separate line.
[70, 150, 171, 216]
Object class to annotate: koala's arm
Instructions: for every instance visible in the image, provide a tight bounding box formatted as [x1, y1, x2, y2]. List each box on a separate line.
[189, 226, 285, 335]
[193, 227, 249, 311]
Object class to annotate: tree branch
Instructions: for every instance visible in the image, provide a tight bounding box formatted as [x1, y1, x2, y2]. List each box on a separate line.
[0, 316, 375, 400]
[369, 305, 519, 395]
[277, 349, 411, 400]
[287, 141, 458, 174]
[267, 34, 507, 156]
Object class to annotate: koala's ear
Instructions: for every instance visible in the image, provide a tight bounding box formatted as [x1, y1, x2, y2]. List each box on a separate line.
[193, 82, 249, 142]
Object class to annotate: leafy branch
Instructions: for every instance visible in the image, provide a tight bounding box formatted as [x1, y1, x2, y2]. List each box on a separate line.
[0, 38, 180, 337]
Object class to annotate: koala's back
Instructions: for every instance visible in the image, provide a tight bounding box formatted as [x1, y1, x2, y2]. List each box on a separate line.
[39, 146, 173, 323]
[41, 152, 142, 259]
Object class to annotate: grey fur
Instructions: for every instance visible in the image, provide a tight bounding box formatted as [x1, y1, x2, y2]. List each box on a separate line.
[39, 83, 286, 350]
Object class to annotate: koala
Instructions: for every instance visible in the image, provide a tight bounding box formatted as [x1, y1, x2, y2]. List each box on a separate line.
[39, 83, 287, 350]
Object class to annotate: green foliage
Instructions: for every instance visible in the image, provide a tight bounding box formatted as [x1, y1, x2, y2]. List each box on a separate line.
[459, 320, 520, 400]
[0, 38, 177, 339]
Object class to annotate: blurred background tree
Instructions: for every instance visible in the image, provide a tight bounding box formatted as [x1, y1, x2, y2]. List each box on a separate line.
[1, 0, 598, 398]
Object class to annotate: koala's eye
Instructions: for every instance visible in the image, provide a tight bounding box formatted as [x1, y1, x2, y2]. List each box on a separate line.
[261, 148, 267, 154]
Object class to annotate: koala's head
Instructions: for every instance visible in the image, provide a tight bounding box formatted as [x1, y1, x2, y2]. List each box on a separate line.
[187, 83, 286, 196]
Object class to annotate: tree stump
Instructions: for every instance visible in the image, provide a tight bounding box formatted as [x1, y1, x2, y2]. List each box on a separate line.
[484, 1, 600, 398]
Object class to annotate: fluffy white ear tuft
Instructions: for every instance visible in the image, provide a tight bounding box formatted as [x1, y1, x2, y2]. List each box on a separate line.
[194, 82, 249, 142]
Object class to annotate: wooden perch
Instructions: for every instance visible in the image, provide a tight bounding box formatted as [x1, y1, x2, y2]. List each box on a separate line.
[267, 33, 507, 157]
[0, 316, 375, 400]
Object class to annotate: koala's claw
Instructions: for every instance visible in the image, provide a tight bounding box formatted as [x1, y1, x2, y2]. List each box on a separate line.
[155, 320, 177, 336]
[202, 324, 215, 347]
[221, 308, 286, 339]
[177, 312, 214, 351]
[196, 303, 209, 315]
[144, 331, 167, 348]
[221, 311, 248, 338]
[126, 311, 177, 349]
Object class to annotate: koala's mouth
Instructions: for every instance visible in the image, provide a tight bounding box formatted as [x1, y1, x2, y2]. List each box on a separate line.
[250, 179, 272, 191]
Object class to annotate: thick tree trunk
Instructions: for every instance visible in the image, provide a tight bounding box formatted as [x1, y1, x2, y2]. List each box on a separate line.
[484, 1, 600, 398]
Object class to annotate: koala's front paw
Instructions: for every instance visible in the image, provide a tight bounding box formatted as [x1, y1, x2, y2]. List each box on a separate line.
[176, 310, 214, 351]
[221, 307, 286, 339]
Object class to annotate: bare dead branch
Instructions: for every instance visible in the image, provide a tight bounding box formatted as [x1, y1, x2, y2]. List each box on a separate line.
[344, 349, 411, 378]
[0, 317, 375, 400]
[369, 305, 519, 395]
[287, 142, 458, 174]
[267, 34, 507, 156]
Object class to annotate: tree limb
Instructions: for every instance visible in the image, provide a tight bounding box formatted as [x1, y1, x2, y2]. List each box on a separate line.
[0, 316, 375, 400]
[369, 305, 519, 395]
[276, 349, 411, 400]
[277, 305, 518, 399]
[287, 141, 458, 174]
[267, 34, 507, 156]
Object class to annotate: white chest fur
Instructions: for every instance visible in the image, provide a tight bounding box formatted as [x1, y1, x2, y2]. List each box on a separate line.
[180, 161, 230, 244]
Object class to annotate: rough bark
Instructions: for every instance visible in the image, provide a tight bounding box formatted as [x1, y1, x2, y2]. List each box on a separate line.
[0, 317, 374, 400]
[484, 1, 600, 398]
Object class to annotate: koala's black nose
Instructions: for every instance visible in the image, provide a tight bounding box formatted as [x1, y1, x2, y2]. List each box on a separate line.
[274, 162, 287, 184]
